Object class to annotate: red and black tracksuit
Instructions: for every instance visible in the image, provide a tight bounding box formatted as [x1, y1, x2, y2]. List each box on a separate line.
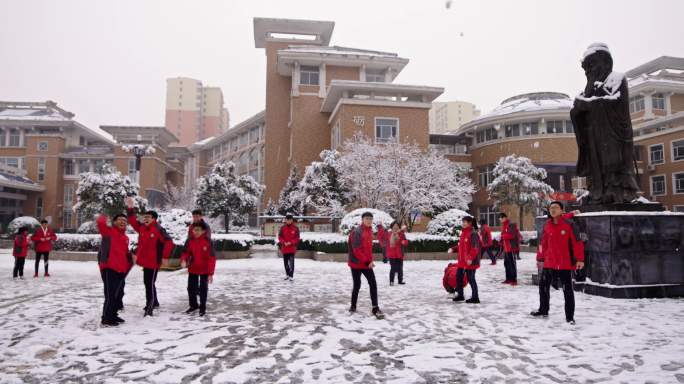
[12, 232, 29, 278]
[347, 225, 379, 311]
[456, 227, 481, 300]
[378, 226, 408, 284]
[479, 224, 495, 264]
[278, 223, 300, 278]
[537, 216, 585, 322]
[31, 226, 57, 276]
[128, 208, 174, 313]
[97, 215, 133, 324]
[500, 219, 518, 283]
[181, 233, 216, 312]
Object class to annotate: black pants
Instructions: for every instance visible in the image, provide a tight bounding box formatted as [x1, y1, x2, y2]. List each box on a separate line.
[456, 268, 479, 300]
[282, 253, 295, 278]
[482, 247, 495, 263]
[35, 252, 49, 275]
[143, 268, 160, 310]
[101, 268, 125, 322]
[351, 268, 379, 309]
[13, 257, 25, 278]
[117, 270, 129, 311]
[389, 258, 404, 283]
[188, 274, 209, 310]
[538, 269, 575, 321]
[504, 252, 517, 282]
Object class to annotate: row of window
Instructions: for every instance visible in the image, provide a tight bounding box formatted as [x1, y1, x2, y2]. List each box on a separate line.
[650, 173, 684, 196]
[63, 159, 114, 176]
[475, 120, 574, 144]
[629, 93, 666, 114]
[298, 65, 386, 86]
[648, 140, 684, 165]
[331, 117, 400, 149]
[208, 126, 263, 162]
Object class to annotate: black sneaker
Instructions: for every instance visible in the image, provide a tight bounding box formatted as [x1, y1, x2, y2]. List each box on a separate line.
[101, 320, 119, 327]
[185, 307, 199, 314]
[389, 282, 394, 286]
[372, 308, 385, 319]
[466, 298, 480, 304]
[567, 319, 576, 325]
[144, 308, 154, 317]
[199, 309, 206, 317]
[349, 306, 357, 313]
[398, 282, 406, 285]
[452, 295, 465, 302]
[530, 311, 549, 318]
[114, 316, 126, 323]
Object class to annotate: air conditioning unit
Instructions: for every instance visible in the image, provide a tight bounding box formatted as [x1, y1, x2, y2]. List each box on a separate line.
[647, 164, 657, 172]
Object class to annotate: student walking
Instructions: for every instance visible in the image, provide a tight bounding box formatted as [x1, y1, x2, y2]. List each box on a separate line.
[379, 221, 408, 286]
[277, 214, 300, 281]
[479, 219, 495, 265]
[181, 222, 216, 317]
[12, 226, 30, 279]
[31, 219, 57, 278]
[453, 216, 481, 304]
[347, 212, 385, 319]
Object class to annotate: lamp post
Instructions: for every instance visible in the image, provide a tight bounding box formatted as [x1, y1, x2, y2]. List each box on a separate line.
[122, 135, 155, 184]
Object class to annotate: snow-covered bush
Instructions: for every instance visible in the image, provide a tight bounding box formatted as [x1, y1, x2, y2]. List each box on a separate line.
[425, 209, 470, 237]
[7, 216, 40, 234]
[339, 208, 394, 235]
[296, 232, 456, 253]
[157, 209, 193, 244]
[77, 221, 99, 234]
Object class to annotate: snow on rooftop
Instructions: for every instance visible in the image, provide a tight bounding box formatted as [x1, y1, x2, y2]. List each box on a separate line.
[281, 45, 400, 59]
[193, 136, 215, 146]
[0, 108, 69, 121]
[483, 92, 572, 119]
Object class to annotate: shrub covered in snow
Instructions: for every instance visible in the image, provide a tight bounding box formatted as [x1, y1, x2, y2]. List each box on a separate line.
[51, 233, 255, 253]
[425, 209, 470, 237]
[339, 208, 394, 235]
[77, 221, 98, 234]
[7, 216, 40, 234]
[157, 209, 193, 244]
[297, 232, 456, 253]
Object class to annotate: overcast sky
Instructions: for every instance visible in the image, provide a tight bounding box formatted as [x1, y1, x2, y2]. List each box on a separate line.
[2, 0, 683, 132]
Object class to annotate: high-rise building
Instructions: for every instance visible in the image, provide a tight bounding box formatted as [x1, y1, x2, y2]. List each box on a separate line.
[165, 78, 229, 146]
[429, 101, 480, 133]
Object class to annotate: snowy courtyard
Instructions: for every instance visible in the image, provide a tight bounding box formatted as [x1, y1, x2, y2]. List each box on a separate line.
[1, 250, 683, 384]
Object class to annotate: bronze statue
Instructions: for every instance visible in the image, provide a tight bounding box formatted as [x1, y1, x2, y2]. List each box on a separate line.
[571, 43, 639, 205]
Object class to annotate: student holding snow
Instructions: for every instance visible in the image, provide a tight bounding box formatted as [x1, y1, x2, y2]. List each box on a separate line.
[31, 219, 57, 278]
[181, 222, 216, 317]
[453, 216, 481, 303]
[12, 226, 30, 279]
[347, 211, 385, 319]
[499, 213, 518, 286]
[97, 213, 134, 327]
[278, 214, 300, 281]
[479, 219, 495, 265]
[379, 221, 408, 286]
[532, 201, 585, 325]
[126, 197, 174, 317]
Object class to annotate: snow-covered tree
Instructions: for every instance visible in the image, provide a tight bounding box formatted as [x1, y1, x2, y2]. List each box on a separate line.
[298, 150, 351, 217]
[7, 216, 40, 234]
[487, 155, 554, 230]
[338, 135, 386, 209]
[157, 209, 193, 243]
[161, 182, 195, 211]
[277, 166, 303, 215]
[73, 163, 146, 220]
[339, 208, 394, 235]
[195, 162, 264, 232]
[425, 208, 470, 237]
[264, 198, 278, 216]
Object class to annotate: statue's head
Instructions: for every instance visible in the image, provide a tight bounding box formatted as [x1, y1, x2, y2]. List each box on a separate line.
[581, 43, 613, 82]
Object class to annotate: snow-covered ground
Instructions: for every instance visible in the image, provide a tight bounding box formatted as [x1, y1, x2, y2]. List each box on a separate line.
[1, 250, 683, 383]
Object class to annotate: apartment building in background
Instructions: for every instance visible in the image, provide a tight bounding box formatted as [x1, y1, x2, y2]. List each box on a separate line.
[429, 100, 480, 134]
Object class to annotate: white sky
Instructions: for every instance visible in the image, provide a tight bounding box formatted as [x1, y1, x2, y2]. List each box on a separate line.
[2, 0, 683, 133]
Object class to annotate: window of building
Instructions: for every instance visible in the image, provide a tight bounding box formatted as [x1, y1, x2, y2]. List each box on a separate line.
[649, 144, 664, 164]
[38, 158, 45, 181]
[64, 184, 74, 206]
[375, 118, 398, 143]
[249, 148, 258, 169]
[331, 120, 342, 149]
[673, 140, 684, 162]
[249, 127, 259, 144]
[37, 141, 48, 151]
[64, 159, 75, 175]
[8, 128, 20, 147]
[128, 158, 137, 178]
[366, 69, 385, 82]
[673, 205, 684, 213]
[504, 124, 520, 137]
[546, 120, 564, 134]
[63, 209, 73, 230]
[478, 165, 494, 188]
[629, 95, 645, 113]
[674, 173, 684, 194]
[239, 133, 248, 147]
[36, 197, 43, 220]
[0, 129, 5, 146]
[565, 120, 574, 133]
[651, 175, 666, 196]
[521, 122, 538, 136]
[0, 157, 20, 168]
[78, 159, 90, 174]
[485, 127, 498, 141]
[479, 206, 501, 227]
[300, 65, 320, 85]
[652, 93, 665, 110]
[94, 160, 105, 174]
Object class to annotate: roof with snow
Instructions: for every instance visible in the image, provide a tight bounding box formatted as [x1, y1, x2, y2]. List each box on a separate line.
[321, 80, 444, 114]
[254, 17, 334, 48]
[626, 56, 684, 93]
[0, 168, 45, 192]
[100, 125, 179, 148]
[626, 56, 684, 79]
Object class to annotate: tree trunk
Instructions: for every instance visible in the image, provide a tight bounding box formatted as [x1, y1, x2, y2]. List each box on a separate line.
[224, 213, 231, 232]
[518, 205, 524, 231]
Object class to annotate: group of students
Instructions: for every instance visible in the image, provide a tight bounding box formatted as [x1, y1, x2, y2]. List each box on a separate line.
[96, 197, 216, 326]
[11, 219, 58, 280]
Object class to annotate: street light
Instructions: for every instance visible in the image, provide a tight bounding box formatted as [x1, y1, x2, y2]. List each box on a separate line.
[122, 135, 156, 184]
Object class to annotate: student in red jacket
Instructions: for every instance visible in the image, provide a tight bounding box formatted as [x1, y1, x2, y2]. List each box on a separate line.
[453, 216, 481, 303]
[347, 212, 384, 319]
[97, 213, 133, 327]
[126, 197, 174, 317]
[278, 214, 300, 281]
[479, 219, 495, 265]
[531, 201, 585, 325]
[12, 226, 30, 279]
[380, 221, 408, 286]
[184, 209, 212, 249]
[31, 219, 57, 278]
[499, 213, 518, 285]
[181, 222, 216, 316]
[512, 223, 523, 260]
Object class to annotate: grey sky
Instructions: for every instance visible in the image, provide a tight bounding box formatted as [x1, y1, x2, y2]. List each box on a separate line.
[2, 0, 683, 134]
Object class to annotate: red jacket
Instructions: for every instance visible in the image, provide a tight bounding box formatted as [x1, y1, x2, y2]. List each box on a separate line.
[181, 233, 216, 275]
[379, 228, 408, 259]
[31, 226, 58, 253]
[278, 223, 300, 254]
[538, 217, 585, 270]
[128, 208, 174, 269]
[479, 224, 493, 248]
[348, 225, 374, 269]
[13, 232, 29, 258]
[500, 219, 519, 253]
[97, 215, 132, 273]
[457, 227, 481, 270]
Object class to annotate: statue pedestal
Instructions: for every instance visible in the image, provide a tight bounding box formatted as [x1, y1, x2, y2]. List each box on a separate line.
[574, 212, 684, 298]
